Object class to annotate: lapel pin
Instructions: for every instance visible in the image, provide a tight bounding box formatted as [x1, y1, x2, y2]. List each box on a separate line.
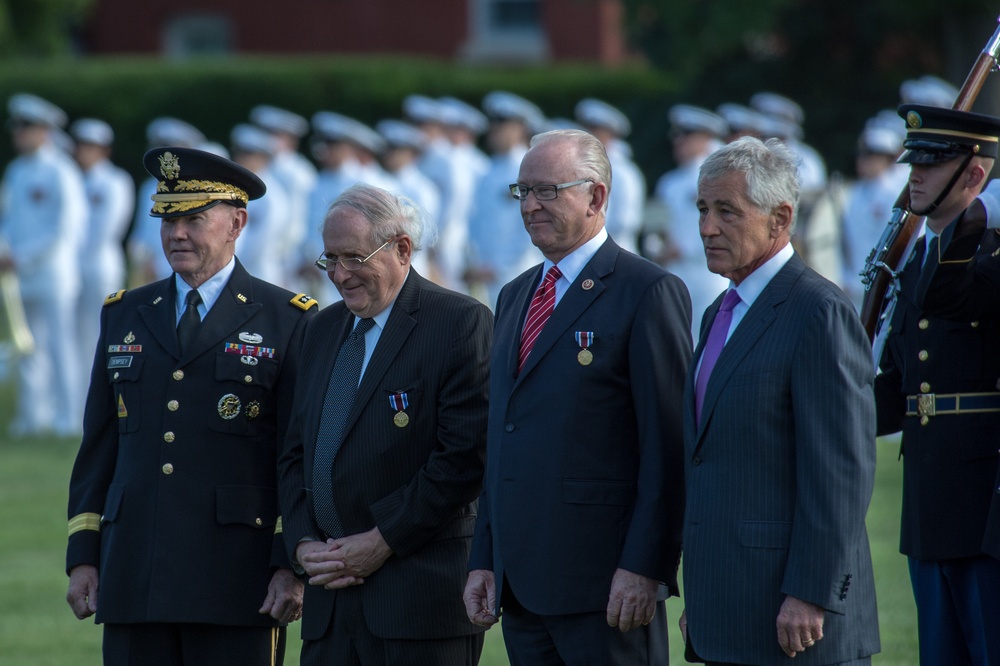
[582, 279, 594, 290]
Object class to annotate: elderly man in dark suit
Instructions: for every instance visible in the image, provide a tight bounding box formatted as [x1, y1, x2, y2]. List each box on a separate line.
[66, 147, 315, 665]
[278, 183, 492, 666]
[463, 128, 692, 664]
[681, 136, 879, 665]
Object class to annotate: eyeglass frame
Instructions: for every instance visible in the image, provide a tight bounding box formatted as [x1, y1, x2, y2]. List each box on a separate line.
[315, 236, 397, 272]
[508, 179, 594, 201]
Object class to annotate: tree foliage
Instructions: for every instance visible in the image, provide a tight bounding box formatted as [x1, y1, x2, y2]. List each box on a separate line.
[622, 0, 1000, 171]
[0, 0, 93, 57]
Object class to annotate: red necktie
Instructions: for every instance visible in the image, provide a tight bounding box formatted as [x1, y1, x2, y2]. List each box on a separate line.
[518, 265, 562, 372]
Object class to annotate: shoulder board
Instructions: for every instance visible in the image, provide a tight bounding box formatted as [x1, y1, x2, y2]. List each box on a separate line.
[290, 293, 318, 311]
[103, 289, 127, 306]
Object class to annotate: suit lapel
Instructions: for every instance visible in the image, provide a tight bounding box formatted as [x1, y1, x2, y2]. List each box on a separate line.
[695, 255, 804, 443]
[185, 262, 261, 363]
[138, 279, 181, 358]
[342, 272, 421, 438]
[515, 238, 616, 384]
[503, 266, 542, 380]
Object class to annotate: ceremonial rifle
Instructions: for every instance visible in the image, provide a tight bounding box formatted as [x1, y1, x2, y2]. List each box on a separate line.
[859, 15, 1000, 342]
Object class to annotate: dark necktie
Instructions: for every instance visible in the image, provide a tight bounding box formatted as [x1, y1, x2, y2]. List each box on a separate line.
[694, 289, 741, 424]
[312, 317, 376, 538]
[177, 289, 202, 355]
[518, 265, 562, 372]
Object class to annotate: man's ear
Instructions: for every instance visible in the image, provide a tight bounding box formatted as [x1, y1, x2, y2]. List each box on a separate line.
[588, 181, 609, 216]
[771, 202, 794, 238]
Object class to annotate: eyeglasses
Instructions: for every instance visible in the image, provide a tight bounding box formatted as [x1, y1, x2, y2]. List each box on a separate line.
[315, 237, 396, 272]
[508, 179, 594, 201]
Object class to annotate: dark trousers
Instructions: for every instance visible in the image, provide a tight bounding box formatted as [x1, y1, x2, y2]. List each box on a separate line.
[103, 623, 284, 666]
[300, 587, 484, 666]
[909, 554, 1000, 665]
[500, 578, 669, 666]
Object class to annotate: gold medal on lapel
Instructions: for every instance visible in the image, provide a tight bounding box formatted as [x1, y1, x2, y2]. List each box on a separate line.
[389, 391, 410, 428]
[575, 332, 594, 365]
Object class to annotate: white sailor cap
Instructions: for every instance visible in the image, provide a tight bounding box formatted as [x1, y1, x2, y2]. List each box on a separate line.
[231, 123, 279, 157]
[146, 117, 205, 148]
[376, 119, 427, 151]
[438, 97, 488, 134]
[668, 104, 728, 138]
[899, 75, 958, 109]
[249, 105, 309, 137]
[715, 103, 769, 136]
[759, 115, 804, 141]
[312, 111, 386, 155]
[749, 92, 804, 125]
[858, 124, 903, 156]
[197, 141, 230, 159]
[482, 91, 545, 132]
[403, 95, 446, 125]
[574, 98, 631, 137]
[8, 93, 67, 128]
[69, 118, 114, 146]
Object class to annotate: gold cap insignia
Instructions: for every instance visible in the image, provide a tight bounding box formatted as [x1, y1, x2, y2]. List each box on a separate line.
[906, 110, 923, 129]
[159, 151, 181, 180]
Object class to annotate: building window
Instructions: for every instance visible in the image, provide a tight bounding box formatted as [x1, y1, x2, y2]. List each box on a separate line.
[461, 0, 548, 62]
[162, 13, 233, 58]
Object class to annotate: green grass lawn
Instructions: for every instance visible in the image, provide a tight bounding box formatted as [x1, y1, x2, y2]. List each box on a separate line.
[0, 372, 915, 665]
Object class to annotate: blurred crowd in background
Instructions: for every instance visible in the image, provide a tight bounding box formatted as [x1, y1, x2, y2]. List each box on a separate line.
[0, 74, 957, 437]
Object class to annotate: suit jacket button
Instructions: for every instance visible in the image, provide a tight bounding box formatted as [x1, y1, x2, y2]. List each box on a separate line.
[167, 400, 179, 411]
[162, 463, 174, 475]
[172, 370, 184, 381]
[692, 456, 702, 466]
[163, 431, 175, 443]
[918, 318, 929, 330]
[505, 423, 514, 432]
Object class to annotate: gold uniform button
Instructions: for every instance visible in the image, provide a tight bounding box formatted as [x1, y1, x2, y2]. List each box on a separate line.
[244, 375, 253, 384]
[164, 431, 175, 443]
[972, 321, 980, 328]
[113, 372, 120, 379]
[920, 416, 930, 426]
[918, 318, 929, 330]
[167, 400, 179, 411]
[918, 350, 929, 361]
[173, 370, 185, 381]
[255, 517, 263, 526]
[920, 382, 931, 393]
[162, 463, 174, 475]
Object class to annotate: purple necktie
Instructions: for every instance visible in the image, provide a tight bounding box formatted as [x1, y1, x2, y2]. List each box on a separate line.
[695, 289, 741, 424]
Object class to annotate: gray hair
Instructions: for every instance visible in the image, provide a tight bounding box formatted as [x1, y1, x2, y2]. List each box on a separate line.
[324, 183, 434, 250]
[529, 129, 612, 212]
[698, 136, 801, 230]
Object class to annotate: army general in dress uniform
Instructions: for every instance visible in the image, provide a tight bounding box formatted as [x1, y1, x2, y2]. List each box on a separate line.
[66, 147, 317, 666]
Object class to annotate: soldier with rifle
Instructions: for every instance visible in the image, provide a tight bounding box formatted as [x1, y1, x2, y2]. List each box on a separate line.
[873, 103, 1000, 664]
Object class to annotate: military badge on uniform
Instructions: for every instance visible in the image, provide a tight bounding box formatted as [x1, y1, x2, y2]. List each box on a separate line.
[389, 392, 409, 428]
[108, 344, 141, 353]
[225, 342, 276, 358]
[239, 332, 263, 344]
[240, 355, 259, 366]
[117, 394, 128, 418]
[124, 331, 135, 344]
[218, 393, 241, 420]
[575, 331, 594, 365]
[246, 400, 261, 420]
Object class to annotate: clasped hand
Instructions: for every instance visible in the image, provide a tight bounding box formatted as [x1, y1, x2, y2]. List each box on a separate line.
[297, 527, 392, 590]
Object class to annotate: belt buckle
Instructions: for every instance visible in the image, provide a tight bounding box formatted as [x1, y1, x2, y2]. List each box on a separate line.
[917, 393, 936, 417]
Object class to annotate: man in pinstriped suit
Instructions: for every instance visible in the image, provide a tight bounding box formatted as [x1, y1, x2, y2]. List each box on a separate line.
[681, 136, 880, 665]
[277, 183, 491, 665]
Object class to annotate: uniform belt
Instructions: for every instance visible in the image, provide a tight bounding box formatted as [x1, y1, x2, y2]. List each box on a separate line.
[905, 392, 1000, 418]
